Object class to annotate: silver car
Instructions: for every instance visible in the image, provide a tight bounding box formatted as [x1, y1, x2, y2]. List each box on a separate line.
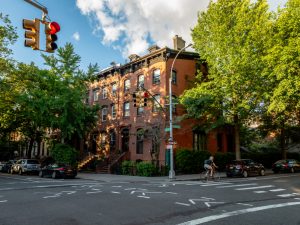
[11, 159, 40, 175]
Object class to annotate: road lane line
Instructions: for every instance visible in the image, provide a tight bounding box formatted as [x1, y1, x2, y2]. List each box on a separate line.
[254, 191, 267, 193]
[177, 202, 300, 225]
[235, 185, 274, 190]
[217, 183, 257, 188]
[175, 202, 190, 207]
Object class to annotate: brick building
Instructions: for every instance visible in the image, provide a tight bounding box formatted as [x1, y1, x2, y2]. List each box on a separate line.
[83, 36, 234, 172]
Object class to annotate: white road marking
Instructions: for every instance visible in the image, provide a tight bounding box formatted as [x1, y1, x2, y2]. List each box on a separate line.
[201, 181, 231, 187]
[204, 202, 225, 208]
[177, 202, 300, 225]
[86, 191, 102, 194]
[269, 189, 285, 192]
[236, 203, 253, 206]
[235, 185, 274, 190]
[166, 192, 178, 195]
[277, 193, 299, 198]
[254, 191, 267, 193]
[175, 202, 191, 207]
[0, 200, 8, 203]
[112, 186, 122, 188]
[217, 183, 257, 188]
[111, 191, 120, 194]
[137, 196, 150, 199]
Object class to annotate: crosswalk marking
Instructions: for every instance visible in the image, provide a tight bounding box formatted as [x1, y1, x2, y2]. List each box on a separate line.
[277, 193, 300, 198]
[269, 189, 285, 192]
[201, 182, 231, 187]
[217, 183, 257, 188]
[235, 185, 274, 191]
[254, 191, 267, 193]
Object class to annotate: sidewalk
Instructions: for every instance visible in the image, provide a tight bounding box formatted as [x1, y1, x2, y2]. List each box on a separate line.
[77, 169, 273, 183]
[76, 172, 227, 183]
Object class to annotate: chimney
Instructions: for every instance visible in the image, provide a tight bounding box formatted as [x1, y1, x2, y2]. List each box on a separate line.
[173, 35, 185, 50]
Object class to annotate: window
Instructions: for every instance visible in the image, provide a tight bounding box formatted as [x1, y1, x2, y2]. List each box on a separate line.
[102, 106, 108, 121]
[109, 130, 116, 148]
[193, 131, 206, 151]
[172, 95, 178, 113]
[153, 94, 161, 112]
[102, 88, 108, 99]
[123, 102, 130, 117]
[152, 69, 160, 84]
[172, 70, 177, 84]
[111, 104, 116, 119]
[136, 128, 144, 154]
[112, 83, 117, 96]
[138, 75, 144, 89]
[137, 106, 144, 116]
[93, 89, 99, 101]
[124, 79, 130, 92]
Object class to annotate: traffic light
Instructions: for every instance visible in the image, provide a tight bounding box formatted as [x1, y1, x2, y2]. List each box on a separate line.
[45, 21, 60, 53]
[22, 18, 40, 50]
[132, 93, 138, 107]
[143, 92, 149, 106]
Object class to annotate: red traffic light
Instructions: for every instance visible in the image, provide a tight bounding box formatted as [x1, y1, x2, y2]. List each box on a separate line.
[48, 22, 60, 34]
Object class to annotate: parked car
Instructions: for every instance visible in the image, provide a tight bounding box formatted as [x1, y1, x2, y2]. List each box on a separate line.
[10, 159, 40, 175]
[226, 159, 265, 178]
[272, 159, 300, 173]
[0, 160, 16, 173]
[39, 163, 77, 179]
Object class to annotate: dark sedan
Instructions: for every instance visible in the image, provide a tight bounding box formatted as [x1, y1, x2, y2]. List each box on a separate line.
[0, 160, 16, 173]
[226, 159, 265, 178]
[272, 159, 300, 173]
[39, 163, 77, 179]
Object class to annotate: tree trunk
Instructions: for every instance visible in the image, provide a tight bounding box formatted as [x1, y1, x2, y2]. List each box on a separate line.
[27, 138, 34, 159]
[280, 126, 287, 159]
[234, 114, 241, 160]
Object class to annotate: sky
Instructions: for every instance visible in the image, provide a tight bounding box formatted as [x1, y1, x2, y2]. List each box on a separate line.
[0, 0, 288, 71]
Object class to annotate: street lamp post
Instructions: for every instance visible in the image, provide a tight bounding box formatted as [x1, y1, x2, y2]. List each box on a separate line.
[168, 43, 192, 179]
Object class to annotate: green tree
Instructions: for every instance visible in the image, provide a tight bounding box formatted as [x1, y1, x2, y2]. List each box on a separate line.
[263, 0, 300, 158]
[180, 0, 272, 159]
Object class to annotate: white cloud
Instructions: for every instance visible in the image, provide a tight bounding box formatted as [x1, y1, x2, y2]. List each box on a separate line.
[76, 0, 287, 59]
[72, 32, 80, 41]
[76, 0, 209, 58]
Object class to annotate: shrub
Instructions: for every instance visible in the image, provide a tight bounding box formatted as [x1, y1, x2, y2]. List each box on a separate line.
[175, 148, 210, 174]
[50, 143, 78, 166]
[121, 160, 136, 175]
[136, 162, 157, 177]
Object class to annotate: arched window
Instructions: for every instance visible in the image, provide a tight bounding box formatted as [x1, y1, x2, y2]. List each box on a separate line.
[138, 75, 144, 89]
[136, 128, 144, 154]
[152, 69, 160, 85]
[171, 70, 177, 84]
[153, 94, 161, 112]
[102, 106, 108, 121]
[124, 79, 130, 92]
[123, 102, 130, 117]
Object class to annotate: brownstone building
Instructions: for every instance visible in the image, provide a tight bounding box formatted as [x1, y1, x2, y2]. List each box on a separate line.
[83, 36, 234, 172]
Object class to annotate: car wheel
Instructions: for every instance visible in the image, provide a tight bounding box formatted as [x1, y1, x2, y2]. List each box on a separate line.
[39, 171, 44, 178]
[18, 169, 23, 175]
[290, 167, 295, 173]
[260, 169, 265, 176]
[52, 171, 57, 179]
[243, 170, 248, 178]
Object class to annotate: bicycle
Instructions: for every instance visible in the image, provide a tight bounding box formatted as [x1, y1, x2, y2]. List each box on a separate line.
[200, 167, 220, 182]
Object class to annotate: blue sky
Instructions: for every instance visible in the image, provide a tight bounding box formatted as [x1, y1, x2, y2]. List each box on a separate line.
[1, 0, 288, 72]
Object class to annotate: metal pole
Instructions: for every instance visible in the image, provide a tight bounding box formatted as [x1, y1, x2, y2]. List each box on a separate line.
[168, 43, 192, 179]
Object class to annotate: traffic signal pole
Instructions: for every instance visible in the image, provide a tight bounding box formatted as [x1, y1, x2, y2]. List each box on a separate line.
[24, 0, 48, 21]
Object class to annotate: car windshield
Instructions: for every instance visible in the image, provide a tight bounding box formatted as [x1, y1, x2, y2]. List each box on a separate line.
[27, 160, 39, 164]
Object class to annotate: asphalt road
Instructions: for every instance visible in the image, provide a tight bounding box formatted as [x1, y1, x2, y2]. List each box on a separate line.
[0, 172, 299, 225]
